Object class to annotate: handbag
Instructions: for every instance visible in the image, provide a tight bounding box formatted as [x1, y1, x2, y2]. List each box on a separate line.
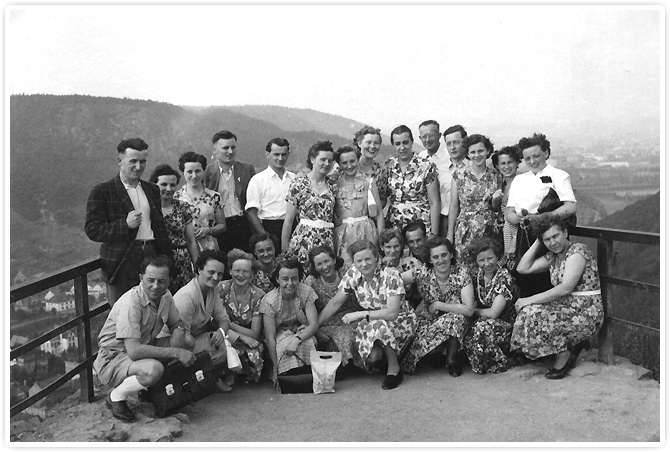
[225, 336, 242, 372]
[277, 354, 312, 394]
[147, 359, 191, 418]
[310, 351, 341, 394]
[184, 351, 220, 402]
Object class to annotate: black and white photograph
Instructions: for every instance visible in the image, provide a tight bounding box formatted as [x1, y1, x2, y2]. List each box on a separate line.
[6, 3, 662, 445]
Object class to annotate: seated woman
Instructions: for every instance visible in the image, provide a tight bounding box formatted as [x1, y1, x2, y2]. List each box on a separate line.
[400, 236, 475, 377]
[319, 240, 417, 390]
[172, 250, 233, 393]
[249, 232, 279, 293]
[510, 217, 604, 380]
[218, 249, 266, 384]
[260, 257, 320, 385]
[463, 237, 517, 374]
[305, 245, 363, 370]
[332, 145, 384, 269]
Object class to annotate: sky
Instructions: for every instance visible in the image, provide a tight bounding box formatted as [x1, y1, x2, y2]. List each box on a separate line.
[5, 4, 662, 139]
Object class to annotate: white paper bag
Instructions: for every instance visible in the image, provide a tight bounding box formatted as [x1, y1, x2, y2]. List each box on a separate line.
[224, 336, 242, 372]
[310, 351, 341, 394]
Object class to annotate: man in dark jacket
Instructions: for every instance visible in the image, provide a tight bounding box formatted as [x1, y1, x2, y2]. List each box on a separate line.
[85, 138, 172, 305]
[203, 130, 255, 252]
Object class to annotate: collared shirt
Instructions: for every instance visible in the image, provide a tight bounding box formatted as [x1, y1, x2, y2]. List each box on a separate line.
[442, 158, 471, 214]
[507, 164, 576, 215]
[173, 277, 230, 338]
[122, 180, 154, 240]
[245, 166, 296, 220]
[97, 284, 181, 352]
[419, 143, 452, 215]
[218, 163, 243, 218]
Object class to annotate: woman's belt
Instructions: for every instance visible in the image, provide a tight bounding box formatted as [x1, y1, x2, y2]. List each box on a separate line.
[394, 201, 422, 210]
[341, 216, 369, 225]
[300, 219, 334, 228]
[571, 290, 601, 296]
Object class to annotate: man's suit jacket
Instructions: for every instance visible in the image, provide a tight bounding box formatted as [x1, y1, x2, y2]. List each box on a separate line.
[203, 161, 256, 211]
[85, 175, 172, 282]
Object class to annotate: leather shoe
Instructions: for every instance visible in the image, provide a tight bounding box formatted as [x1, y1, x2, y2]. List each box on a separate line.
[106, 394, 135, 422]
[382, 370, 403, 390]
[215, 380, 233, 393]
[446, 362, 462, 377]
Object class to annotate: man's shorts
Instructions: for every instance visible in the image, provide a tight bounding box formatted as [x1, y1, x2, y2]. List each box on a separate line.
[94, 337, 172, 389]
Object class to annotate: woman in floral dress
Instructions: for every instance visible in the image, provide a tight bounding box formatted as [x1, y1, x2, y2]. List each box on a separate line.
[305, 245, 363, 369]
[149, 164, 198, 295]
[332, 145, 384, 269]
[319, 240, 417, 390]
[463, 237, 517, 374]
[261, 257, 319, 385]
[218, 249, 266, 383]
[400, 236, 475, 376]
[491, 146, 523, 269]
[174, 151, 227, 252]
[510, 217, 604, 380]
[385, 125, 440, 236]
[282, 141, 337, 273]
[250, 232, 278, 293]
[447, 134, 502, 266]
[353, 125, 389, 211]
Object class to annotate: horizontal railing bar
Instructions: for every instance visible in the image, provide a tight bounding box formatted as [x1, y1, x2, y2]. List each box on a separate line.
[571, 226, 660, 246]
[10, 355, 97, 417]
[602, 275, 660, 293]
[608, 316, 660, 337]
[10, 257, 101, 303]
[10, 304, 110, 360]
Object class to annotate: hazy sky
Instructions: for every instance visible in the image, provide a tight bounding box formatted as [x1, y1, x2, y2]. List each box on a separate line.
[6, 5, 662, 136]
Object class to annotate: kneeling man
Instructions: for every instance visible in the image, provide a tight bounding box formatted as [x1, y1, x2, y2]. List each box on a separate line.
[94, 255, 194, 422]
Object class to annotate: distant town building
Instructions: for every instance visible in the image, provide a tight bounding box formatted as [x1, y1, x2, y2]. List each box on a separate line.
[45, 296, 75, 313]
[13, 271, 27, 285]
[10, 335, 29, 349]
[39, 332, 78, 356]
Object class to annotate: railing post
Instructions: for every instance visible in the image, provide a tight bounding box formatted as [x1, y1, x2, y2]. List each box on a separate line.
[597, 238, 614, 364]
[73, 275, 95, 402]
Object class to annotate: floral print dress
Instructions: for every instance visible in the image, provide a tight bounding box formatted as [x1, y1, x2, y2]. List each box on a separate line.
[385, 155, 437, 233]
[510, 243, 604, 359]
[218, 280, 266, 382]
[338, 264, 417, 371]
[252, 268, 276, 294]
[333, 174, 378, 270]
[305, 272, 364, 369]
[174, 187, 222, 251]
[402, 265, 471, 374]
[259, 283, 318, 378]
[464, 267, 517, 374]
[285, 173, 337, 272]
[452, 166, 501, 265]
[163, 198, 194, 295]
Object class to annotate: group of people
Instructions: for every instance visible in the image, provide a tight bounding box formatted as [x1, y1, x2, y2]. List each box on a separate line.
[85, 123, 604, 423]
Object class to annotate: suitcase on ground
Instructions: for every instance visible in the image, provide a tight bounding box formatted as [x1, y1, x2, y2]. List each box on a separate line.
[147, 359, 191, 418]
[185, 351, 220, 402]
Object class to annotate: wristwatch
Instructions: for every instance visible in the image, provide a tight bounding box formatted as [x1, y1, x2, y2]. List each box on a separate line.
[365, 312, 370, 322]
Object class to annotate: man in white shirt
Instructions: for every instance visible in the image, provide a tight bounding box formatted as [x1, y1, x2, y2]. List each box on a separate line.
[246, 137, 296, 252]
[437, 124, 471, 238]
[418, 120, 451, 236]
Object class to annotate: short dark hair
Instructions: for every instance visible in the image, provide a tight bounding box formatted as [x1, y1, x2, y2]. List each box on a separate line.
[443, 125, 467, 139]
[402, 220, 427, 238]
[353, 125, 382, 148]
[418, 120, 440, 131]
[463, 134, 494, 159]
[379, 228, 405, 250]
[347, 239, 379, 260]
[334, 145, 360, 164]
[140, 254, 171, 274]
[178, 151, 208, 173]
[518, 133, 551, 158]
[117, 138, 148, 154]
[424, 236, 457, 266]
[195, 249, 227, 273]
[535, 215, 567, 237]
[468, 236, 503, 261]
[307, 245, 344, 278]
[212, 130, 237, 144]
[306, 140, 334, 170]
[149, 164, 181, 184]
[266, 137, 290, 153]
[272, 256, 304, 282]
[492, 145, 523, 167]
[249, 232, 278, 254]
[390, 125, 414, 144]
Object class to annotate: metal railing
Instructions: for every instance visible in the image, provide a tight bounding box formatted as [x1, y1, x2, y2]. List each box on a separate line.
[8, 226, 661, 416]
